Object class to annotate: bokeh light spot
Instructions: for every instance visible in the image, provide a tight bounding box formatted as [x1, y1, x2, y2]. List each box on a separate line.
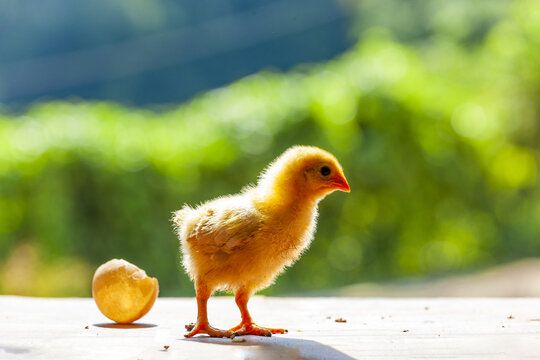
[490, 146, 536, 189]
[451, 103, 489, 139]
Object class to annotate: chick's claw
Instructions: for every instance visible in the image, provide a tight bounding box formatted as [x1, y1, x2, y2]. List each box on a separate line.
[231, 323, 287, 337]
[184, 321, 232, 338]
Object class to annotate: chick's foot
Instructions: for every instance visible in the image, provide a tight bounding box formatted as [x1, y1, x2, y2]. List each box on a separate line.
[184, 321, 232, 338]
[231, 323, 288, 337]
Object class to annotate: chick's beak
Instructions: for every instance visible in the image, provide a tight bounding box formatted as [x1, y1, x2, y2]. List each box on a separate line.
[331, 173, 350, 193]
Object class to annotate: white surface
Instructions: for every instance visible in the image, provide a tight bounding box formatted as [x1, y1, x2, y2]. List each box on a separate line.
[1, 296, 540, 359]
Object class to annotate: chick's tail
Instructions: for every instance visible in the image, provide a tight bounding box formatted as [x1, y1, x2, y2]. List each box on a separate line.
[172, 205, 193, 234]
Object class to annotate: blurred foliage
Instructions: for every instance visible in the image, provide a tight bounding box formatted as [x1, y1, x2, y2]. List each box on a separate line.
[1, 0, 540, 296]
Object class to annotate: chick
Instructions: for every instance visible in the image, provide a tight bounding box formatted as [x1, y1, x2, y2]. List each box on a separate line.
[173, 146, 350, 338]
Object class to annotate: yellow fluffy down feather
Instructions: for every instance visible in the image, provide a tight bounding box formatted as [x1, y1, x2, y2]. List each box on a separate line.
[172, 145, 349, 338]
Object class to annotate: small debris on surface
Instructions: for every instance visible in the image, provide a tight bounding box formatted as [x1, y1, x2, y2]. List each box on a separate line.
[507, 315, 515, 319]
[381, 316, 385, 320]
[84, 326, 89, 329]
[297, 330, 302, 332]
[437, 334, 440, 337]
[232, 338, 246, 343]
[402, 330, 409, 333]
[335, 318, 347, 323]
[424, 306, 430, 311]
[502, 325, 505, 328]
[326, 316, 331, 319]
[185, 323, 195, 331]
[163, 345, 170, 350]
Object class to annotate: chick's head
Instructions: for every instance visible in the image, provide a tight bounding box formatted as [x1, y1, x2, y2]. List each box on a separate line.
[259, 146, 350, 203]
[303, 156, 350, 197]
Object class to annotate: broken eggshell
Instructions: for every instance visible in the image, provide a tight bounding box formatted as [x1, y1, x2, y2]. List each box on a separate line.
[92, 259, 159, 324]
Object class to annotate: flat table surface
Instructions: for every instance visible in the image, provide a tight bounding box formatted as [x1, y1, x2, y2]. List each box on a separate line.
[1, 296, 539, 359]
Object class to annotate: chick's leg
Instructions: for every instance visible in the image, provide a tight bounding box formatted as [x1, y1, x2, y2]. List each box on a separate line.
[185, 282, 232, 338]
[230, 288, 287, 337]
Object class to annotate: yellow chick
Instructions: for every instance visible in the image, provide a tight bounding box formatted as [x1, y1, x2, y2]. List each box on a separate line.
[173, 146, 350, 338]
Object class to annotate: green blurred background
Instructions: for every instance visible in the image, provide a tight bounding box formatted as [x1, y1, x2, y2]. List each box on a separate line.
[1, 0, 539, 297]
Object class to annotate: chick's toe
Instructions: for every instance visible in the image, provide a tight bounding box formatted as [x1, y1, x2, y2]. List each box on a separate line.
[184, 321, 233, 338]
[231, 322, 287, 337]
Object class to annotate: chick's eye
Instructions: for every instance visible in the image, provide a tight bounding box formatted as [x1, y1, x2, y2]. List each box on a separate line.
[320, 166, 331, 176]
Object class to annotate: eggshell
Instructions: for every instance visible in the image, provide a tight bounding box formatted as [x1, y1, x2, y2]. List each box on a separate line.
[92, 259, 159, 324]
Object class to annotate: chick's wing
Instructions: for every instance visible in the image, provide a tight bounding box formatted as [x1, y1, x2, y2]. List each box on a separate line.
[186, 200, 261, 255]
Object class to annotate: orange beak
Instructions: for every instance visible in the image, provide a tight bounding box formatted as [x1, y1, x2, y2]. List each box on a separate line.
[331, 173, 350, 193]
